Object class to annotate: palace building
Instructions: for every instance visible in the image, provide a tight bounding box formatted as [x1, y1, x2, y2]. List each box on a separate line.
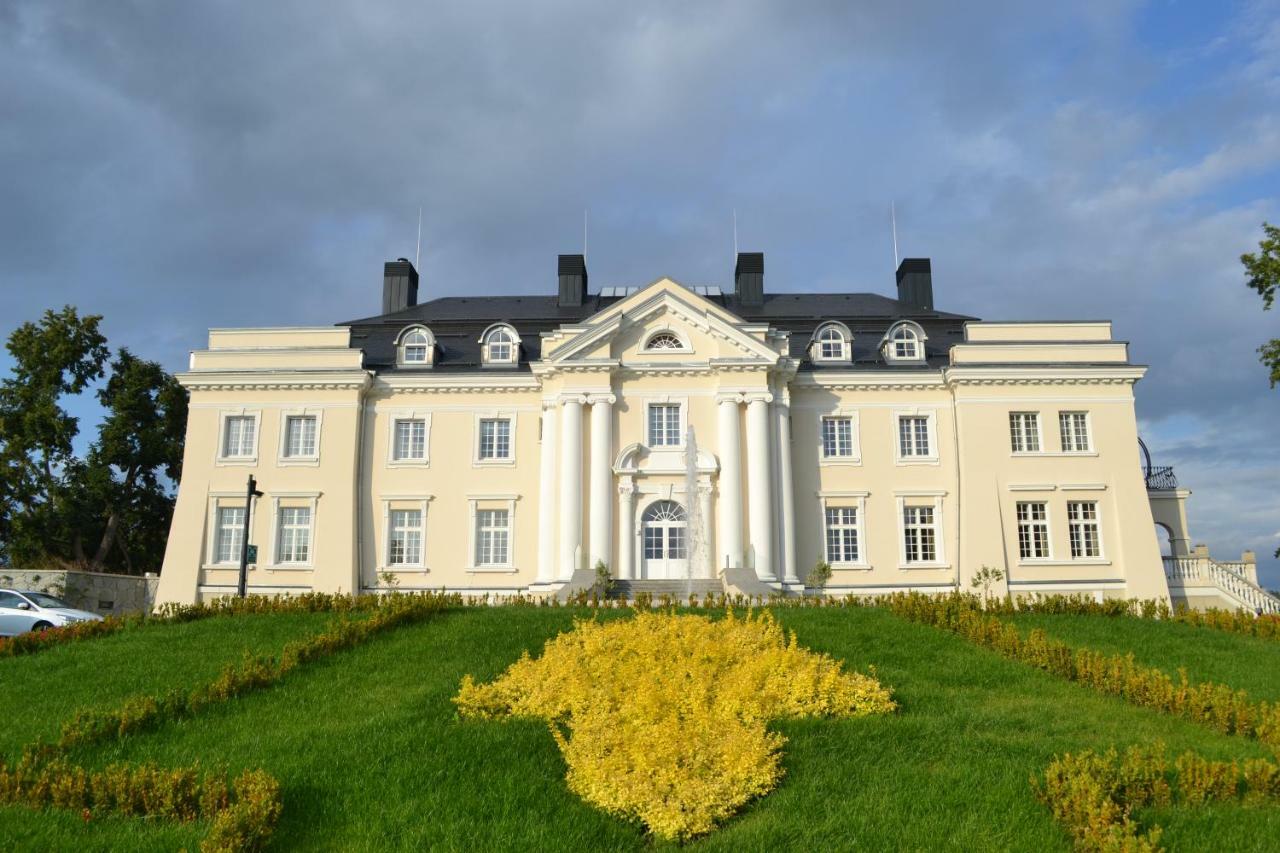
[154, 252, 1277, 613]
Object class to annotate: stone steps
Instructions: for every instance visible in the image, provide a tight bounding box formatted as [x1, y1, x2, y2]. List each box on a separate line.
[610, 579, 724, 599]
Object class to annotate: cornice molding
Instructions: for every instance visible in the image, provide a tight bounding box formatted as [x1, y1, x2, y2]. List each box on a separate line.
[178, 371, 372, 392]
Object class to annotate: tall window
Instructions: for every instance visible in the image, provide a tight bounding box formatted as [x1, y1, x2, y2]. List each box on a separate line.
[222, 416, 256, 458]
[483, 327, 517, 364]
[214, 506, 245, 563]
[902, 505, 937, 563]
[475, 509, 510, 566]
[648, 404, 681, 447]
[898, 416, 930, 458]
[815, 325, 847, 360]
[891, 325, 920, 360]
[478, 418, 512, 460]
[1016, 502, 1050, 559]
[825, 507, 860, 563]
[388, 509, 423, 566]
[401, 328, 431, 364]
[283, 415, 317, 458]
[1068, 501, 1102, 559]
[276, 507, 311, 564]
[821, 416, 854, 459]
[393, 419, 427, 461]
[1060, 412, 1091, 452]
[1009, 412, 1041, 453]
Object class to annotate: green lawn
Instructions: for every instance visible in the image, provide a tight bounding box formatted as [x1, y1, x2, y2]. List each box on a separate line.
[2, 606, 1278, 851]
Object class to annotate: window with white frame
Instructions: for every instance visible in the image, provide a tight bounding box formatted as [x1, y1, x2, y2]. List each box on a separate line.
[645, 332, 684, 351]
[1068, 501, 1102, 558]
[824, 507, 860, 563]
[388, 509, 423, 566]
[474, 509, 510, 566]
[482, 326, 518, 365]
[222, 416, 256, 459]
[275, 506, 312, 564]
[1060, 411, 1091, 452]
[902, 505, 937, 563]
[392, 419, 427, 461]
[283, 415, 317, 458]
[213, 506, 245, 564]
[478, 418, 512, 461]
[813, 324, 849, 361]
[888, 324, 922, 360]
[399, 327, 432, 365]
[1009, 412, 1041, 453]
[1016, 501, 1050, 559]
[821, 416, 854, 459]
[647, 403, 682, 447]
[898, 415, 931, 458]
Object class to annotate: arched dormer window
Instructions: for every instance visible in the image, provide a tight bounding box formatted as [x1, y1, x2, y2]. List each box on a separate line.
[479, 324, 520, 366]
[810, 322, 852, 363]
[397, 326, 434, 366]
[883, 322, 927, 362]
[644, 331, 686, 351]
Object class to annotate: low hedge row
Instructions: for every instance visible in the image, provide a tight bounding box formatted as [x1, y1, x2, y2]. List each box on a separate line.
[881, 592, 1280, 748]
[0, 753, 280, 852]
[1035, 744, 1280, 851]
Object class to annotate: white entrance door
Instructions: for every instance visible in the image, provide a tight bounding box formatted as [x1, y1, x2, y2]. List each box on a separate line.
[642, 500, 688, 580]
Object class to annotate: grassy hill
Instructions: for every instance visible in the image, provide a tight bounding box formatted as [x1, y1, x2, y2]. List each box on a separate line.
[2, 605, 1278, 850]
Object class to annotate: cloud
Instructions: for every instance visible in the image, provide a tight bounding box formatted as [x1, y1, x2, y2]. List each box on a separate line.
[1, 0, 1277, 584]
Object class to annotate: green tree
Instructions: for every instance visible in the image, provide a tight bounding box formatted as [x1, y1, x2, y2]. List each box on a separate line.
[1240, 223, 1280, 557]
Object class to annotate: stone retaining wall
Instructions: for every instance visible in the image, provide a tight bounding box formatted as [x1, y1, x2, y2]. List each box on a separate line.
[0, 569, 159, 616]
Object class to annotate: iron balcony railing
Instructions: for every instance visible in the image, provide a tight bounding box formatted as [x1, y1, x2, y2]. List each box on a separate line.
[1144, 465, 1178, 490]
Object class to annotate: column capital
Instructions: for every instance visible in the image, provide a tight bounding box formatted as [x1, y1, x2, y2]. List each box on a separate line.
[744, 391, 775, 404]
[617, 480, 637, 498]
[586, 393, 617, 406]
[558, 393, 588, 406]
[715, 392, 745, 405]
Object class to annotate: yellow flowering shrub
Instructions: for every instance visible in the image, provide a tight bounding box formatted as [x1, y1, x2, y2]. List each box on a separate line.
[454, 609, 896, 840]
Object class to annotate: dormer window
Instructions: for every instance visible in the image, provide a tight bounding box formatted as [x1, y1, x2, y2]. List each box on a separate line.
[397, 326, 434, 366]
[811, 322, 851, 362]
[884, 322, 926, 362]
[645, 332, 685, 351]
[480, 324, 520, 366]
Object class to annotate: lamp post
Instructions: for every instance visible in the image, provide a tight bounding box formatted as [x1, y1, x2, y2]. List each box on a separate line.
[237, 474, 264, 599]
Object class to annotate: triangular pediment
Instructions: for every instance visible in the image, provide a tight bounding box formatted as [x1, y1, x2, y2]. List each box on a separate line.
[542, 278, 782, 365]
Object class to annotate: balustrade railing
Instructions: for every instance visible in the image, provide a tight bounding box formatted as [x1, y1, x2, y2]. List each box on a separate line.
[1144, 466, 1179, 490]
[1163, 556, 1280, 615]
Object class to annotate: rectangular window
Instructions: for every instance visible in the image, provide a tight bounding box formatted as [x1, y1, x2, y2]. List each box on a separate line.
[475, 509, 510, 566]
[824, 507, 860, 563]
[898, 416, 931, 458]
[214, 506, 245, 563]
[647, 404, 681, 447]
[1016, 501, 1050, 559]
[222, 416, 256, 458]
[902, 505, 937, 563]
[821, 417, 854, 459]
[1009, 412, 1041, 453]
[393, 419, 427, 461]
[275, 506, 312, 564]
[1060, 412, 1091, 452]
[478, 418, 512, 460]
[1068, 501, 1102, 558]
[388, 509, 423, 566]
[283, 415, 317, 458]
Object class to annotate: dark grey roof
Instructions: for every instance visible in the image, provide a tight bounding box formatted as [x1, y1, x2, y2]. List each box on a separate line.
[340, 289, 977, 372]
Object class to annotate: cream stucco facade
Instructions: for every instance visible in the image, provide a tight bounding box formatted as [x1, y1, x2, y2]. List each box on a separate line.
[155, 257, 1253, 609]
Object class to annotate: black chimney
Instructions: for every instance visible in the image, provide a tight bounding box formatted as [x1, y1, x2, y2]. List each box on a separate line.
[558, 254, 587, 307]
[382, 258, 419, 314]
[734, 252, 764, 306]
[895, 258, 933, 312]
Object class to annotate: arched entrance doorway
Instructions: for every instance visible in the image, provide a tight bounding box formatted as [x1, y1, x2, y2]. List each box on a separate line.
[642, 500, 688, 580]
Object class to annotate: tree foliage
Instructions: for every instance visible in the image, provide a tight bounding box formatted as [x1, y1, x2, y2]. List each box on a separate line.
[1241, 222, 1280, 387]
[0, 307, 187, 573]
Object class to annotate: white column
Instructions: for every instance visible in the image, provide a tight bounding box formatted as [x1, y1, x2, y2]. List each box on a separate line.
[535, 402, 558, 585]
[776, 399, 799, 586]
[617, 479, 635, 581]
[716, 394, 743, 570]
[558, 395, 585, 580]
[698, 483, 714, 579]
[746, 393, 775, 581]
[587, 393, 615, 572]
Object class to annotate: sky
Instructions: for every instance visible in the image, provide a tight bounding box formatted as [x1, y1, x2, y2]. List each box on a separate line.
[1, 0, 1278, 585]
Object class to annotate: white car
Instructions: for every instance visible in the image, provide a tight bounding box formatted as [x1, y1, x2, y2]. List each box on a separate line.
[0, 589, 105, 636]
